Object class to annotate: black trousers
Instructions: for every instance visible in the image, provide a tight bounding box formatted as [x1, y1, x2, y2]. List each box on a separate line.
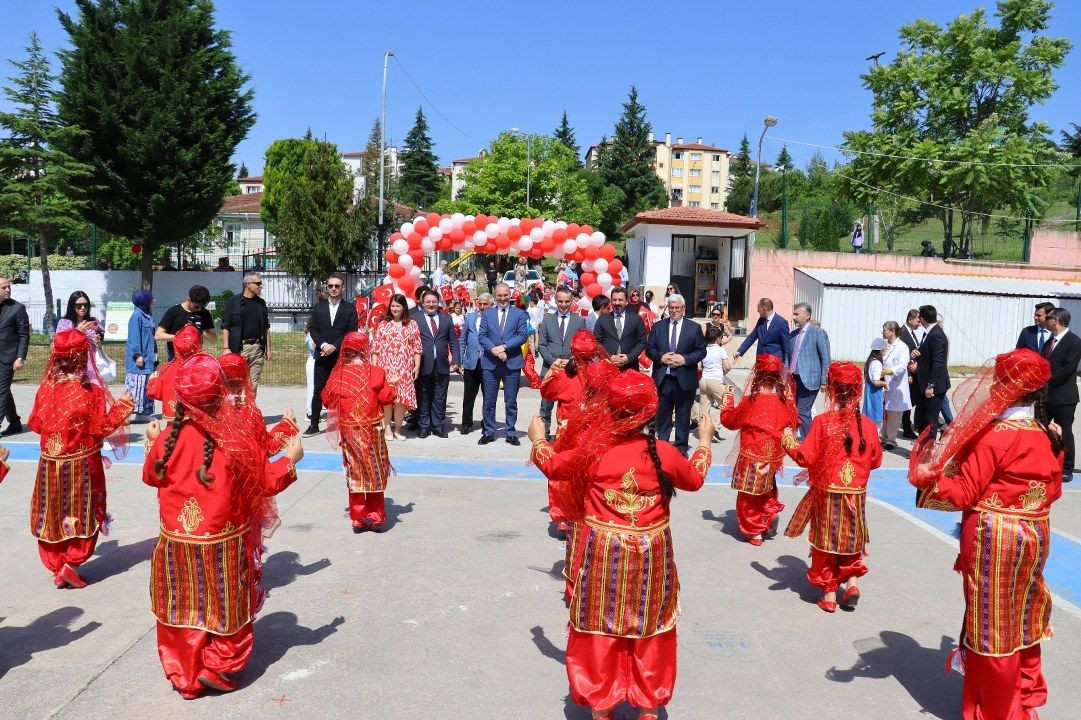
[1047, 402, 1077, 478]
[461, 365, 483, 426]
[309, 356, 336, 428]
[539, 363, 556, 432]
[914, 391, 945, 438]
[0, 361, 18, 425]
[901, 409, 914, 435]
[416, 371, 450, 431]
[657, 375, 695, 455]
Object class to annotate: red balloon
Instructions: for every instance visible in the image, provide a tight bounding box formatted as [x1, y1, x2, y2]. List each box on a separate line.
[414, 219, 430, 235]
[449, 228, 465, 244]
[540, 238, 556, 253]
[579, 272, 597, 286]
[388, 263, 405, 278]
[581, 225, 594, 235]
[475, 213, 488, 228]
[529, 247, 544, 259]
[426, 212, 441, 227]
[552, 228, 567, 242]
[495, 233, 510, 249]
[390, 232, 404, 243]
[438, 238, 451, 251]
[462, 220, 476, 235]
[612, 275, 622, 286]
[608, 259, 623, 275]
[572, 250, 585, 263]
[600, 244, 616, 261]
[507, 225, 523, 241]
[566, 223, 580, 237]
[585, 283, 603, 299]
[409, 249, 425, 265]
[407, 232, 422, 248]
[385, 249, 397, 264]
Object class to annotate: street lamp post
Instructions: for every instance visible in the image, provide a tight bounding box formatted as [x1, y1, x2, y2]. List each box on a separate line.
[378, 50, 393, 273]
[743, 115, 776, 326]
[777, 163, 789, 249]
[509, 128, 534, 211]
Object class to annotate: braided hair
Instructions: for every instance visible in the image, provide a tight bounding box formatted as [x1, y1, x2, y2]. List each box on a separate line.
[1028, 390, 1064, 455]
[646, 420, 676, 504]
[196, 432, 216, 488]
[834, 387, 866, 455]
[152, 404, 216, 487]
[564, 358, 579, 378]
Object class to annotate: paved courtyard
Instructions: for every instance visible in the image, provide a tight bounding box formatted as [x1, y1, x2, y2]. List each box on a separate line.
[1, 375, 1079, 719]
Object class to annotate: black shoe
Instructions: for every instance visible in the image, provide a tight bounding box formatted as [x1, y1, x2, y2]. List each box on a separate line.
[901, 432, 918, 440]
[1064, 474, 1073, 484]
[459, 422, 473, 435]
[478, 434, 495, 445]
[432, 428, 448, 438]
[506, 436, 521, 446]
[883, 442, 896, 451]
[418, 428, 431, 438]
[352, 524, 364, 534]
[406, 422, 420, 432]
[1, 422, 23, 437]
[302, 425, 321, 438]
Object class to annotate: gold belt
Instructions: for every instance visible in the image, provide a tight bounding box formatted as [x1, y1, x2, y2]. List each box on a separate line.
[160, 522, 250, 544]
[975, 506, 1049, 522]
[584, 516, 669, 535]
[822, 486, 867, 496]
[42, 445, 102, 462]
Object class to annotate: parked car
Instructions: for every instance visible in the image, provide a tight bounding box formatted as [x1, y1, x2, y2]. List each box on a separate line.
[501, 269, 543, 288]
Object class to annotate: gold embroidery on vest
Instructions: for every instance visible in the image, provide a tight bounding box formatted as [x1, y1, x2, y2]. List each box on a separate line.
[838, 459, 855, 486]
[178, 497, 205, 534]
[983, 492, 1005, 509]
[781, 433, 799, 449]
[45, 434, 64, 456]
[1016, 482, 1047, 512]
[943, 459, 960, 478]
[604, 467, 657, 526]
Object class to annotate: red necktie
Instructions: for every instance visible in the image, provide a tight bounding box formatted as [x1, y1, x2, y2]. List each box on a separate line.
[429, 315, 438, 337]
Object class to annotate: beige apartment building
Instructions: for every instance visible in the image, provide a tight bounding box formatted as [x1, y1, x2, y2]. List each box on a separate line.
[585, 132, 730, 209]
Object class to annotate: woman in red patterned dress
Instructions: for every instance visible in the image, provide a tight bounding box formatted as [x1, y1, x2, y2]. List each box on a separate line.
[528, 372, 713, 720]
[371, 294, 421, 441]
[910, 349, 1062, 720]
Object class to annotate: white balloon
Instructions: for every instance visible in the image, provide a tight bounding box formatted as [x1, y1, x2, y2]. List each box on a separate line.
[542, 220, 556, 233]
[410, 265, 422, 277]
[510, 217, 521, 226]
[581, 260, 594, 273]
[597, 272, 612, 288]
[562, 239, 577, 254]
[485, 223, 500, 239]
[578, 296, 591, 310]
[421, 238, 435, 252]
[518, 237, 533, 252]
[529, 227, 544, 241]
[438, 218, 453, 233]
[506, 245, 518, 256]
[398, 254, 414, 269]
[472, 230, 487, 245]
[382, 275, 392, 285]
[555, 220, 567, 230]
[429, 227, 443, 241]
[576, 233, 591, 246]
[406, 297, 417, 309]
[497, 217, 511, 231]
[593, 258, 608, 274]
[414, 216, 426, 226]
[401, 222, 414, 236]
[463, 241, 474, 251]
[591, 231, 606, 247]
[391, 239, 409, 255]
[451, 212, 465, 226]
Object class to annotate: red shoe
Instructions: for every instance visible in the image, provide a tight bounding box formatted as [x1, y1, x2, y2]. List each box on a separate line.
[53, 572, 68, 588]
[176, 687, 202, 700]
[747, 536, 763, 546]
[198, 670, 237, 692]
[841, 586, 861, 609]
[817, 599, 837, 613]
[60, 564, 87, 589]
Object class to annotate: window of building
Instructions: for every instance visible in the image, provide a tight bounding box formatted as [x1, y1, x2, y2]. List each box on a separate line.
[658, 162, 664, 168]
[672, 167, 683, 177]
[710, 203, 719, 210]
[689, 201, 701, 208]
[711, 186, 720, 194]
[224, 223, 243, 252]
[711, 170, 720, 179]
[671, 188, 683, 205]
[673, 151, 682, 160]
[690, 169, 701, 177]
[245, 185, 261, 194]
[689, 184, 702, 193]
[690, 152, 701, 161]
[712, 154, 721, 162]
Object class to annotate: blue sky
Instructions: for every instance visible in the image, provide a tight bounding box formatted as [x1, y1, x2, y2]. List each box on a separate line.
[3, 0, 1079, 174]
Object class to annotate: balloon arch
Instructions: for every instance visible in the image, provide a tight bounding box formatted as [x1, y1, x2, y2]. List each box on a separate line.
[382, 212, 624, 301]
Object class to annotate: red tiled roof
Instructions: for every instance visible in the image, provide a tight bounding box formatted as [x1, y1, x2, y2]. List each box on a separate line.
[341, 152, 365, 158]
[671, 142, 728, 152]
[621, 206, 763, 233]
[438, 166, 452, 176]
[453, 156, 482, 164]
[221, 192, 263, 213]
[238, 175, 263, 183]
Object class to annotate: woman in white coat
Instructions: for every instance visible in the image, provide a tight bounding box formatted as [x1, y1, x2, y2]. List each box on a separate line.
[879, 321, 911, 449]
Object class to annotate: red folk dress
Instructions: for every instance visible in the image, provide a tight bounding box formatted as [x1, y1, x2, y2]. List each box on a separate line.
[783, 410, 883, 593]
[143, 424, 298, 697]
[147, 361, 181, 422]
[917, 414, 1062, 720]
[371, 319, 422, 410]
[28, 378, 133, 578]
[532, 435, 711, 712]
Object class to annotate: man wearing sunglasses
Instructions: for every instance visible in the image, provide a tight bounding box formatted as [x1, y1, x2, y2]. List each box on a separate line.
[221, 274, 271, 392]
[304, 274, 359, 436]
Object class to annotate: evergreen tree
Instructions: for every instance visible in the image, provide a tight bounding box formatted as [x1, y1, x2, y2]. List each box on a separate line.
[55, 0, 255, 287]
[554, 110, 581, 168]
[398, 107, 442, 210]
[0, 32, 93, 332]
[238, 162, 249, 179]
[600, 87, 667, 220]
[732, 133, 752, 179]
[1063, 123, 1081, 178]
[776, 145, 793, 169]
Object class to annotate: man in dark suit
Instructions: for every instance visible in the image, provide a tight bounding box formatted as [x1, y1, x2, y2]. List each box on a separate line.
[912, 304, 950, 439]
[478, 283, 529, 445]
[1043, 307, 1081, 482]
[647, 293, 707, 456]
[537, 287, 585, 439]
[458, 293, 492, 434]
[897, 309, 921, 439]
[413, 289, 461, 438]
[592, 287, 647, 371]
[732, 297, 791, 364]
[0, 277, 30, 436]
[1016, 301, 1056, 354]
[304, 274, 359, 436]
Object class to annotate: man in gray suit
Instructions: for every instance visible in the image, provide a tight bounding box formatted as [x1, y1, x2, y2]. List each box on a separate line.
[458, 294, 492, 434]
[787, 302, 831, 439]
[537, 287, 585, 440]
[0, 277, 30, 436]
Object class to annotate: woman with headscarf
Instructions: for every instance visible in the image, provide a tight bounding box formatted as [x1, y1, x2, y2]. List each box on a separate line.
[528, 372, 713, 720]
[143, 353, 303, 699]
[28, 329, 133, 588]
[322, 331, 398, 532]
[909, 349, 1062, 720]
[125, 289, 157, 418]
[782, 362, 883, 613]
[147, 324, 202, 425]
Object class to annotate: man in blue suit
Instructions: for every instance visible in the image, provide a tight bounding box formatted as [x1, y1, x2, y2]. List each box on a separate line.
[412, 290, 461, 437]
[787, 303, 831, 439]
[478, 283, 529, 445]
[458, 293, 492, 434]
[647, 294, 707, 456]
[1015, 301, 1055, 353]
[732, 298, 791, 364]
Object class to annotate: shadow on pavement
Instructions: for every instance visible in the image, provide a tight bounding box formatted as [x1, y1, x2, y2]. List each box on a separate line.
[81, 537, 158, 583]
[384, 497, 415, 530]
[531, 625, 564, 664]
[261, 551, 331, 593]
[240, 612, 345, 687]
[528, 559, 565, 581]
[701, 509, 742, 540]
[0, 607, 101, 678]
[826, 631, 959, 719]
[750, 555, 819, 604]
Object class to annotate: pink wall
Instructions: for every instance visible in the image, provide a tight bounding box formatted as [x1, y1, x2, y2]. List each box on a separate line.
[747, 239, 1081, 330]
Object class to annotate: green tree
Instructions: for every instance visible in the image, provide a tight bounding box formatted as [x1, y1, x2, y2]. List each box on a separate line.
[55, 0, 255, 287]
[842, 0, 1070, 256]
[262, 136, 371, 280]
[1063, 123, 1081, 179]
[0, 32, 92, 332]
[599, 87, 667, 222]
[398, 107, 442, 210]
[731, 133, 753, 180]
[238, 162, 249, 179]
[776, 145, 793, 169]
[554, 110, 581, 168]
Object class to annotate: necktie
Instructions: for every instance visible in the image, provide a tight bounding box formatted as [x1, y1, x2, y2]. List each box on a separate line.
[790, 328, 805, 373]
[1037, 329, 1047, 352]
[559, 315, 566, 341]
[615, 313, 624, 337]
[668, 320, 678, 374]
[429, 314, 438, 337]
[499, 308, 507, 333]
[1043, 335, 1057, 358]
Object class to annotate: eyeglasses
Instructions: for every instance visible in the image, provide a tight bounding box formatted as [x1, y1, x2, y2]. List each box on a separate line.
[75, 302, 91, 308]
[327, 283, 342, 289]
[711, 313, 721, 317]
[247, 281, 262, 286]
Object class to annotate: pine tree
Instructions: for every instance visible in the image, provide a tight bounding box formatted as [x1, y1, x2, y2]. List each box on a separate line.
[55, 0, 255, 287]
[600, 87, 667, 219]
[398, 107, 442, 210]
[238, 162, 249, 179]
[554, 110, 581, 168]
[732, 133, 752, 179]
[0, 32, 93, 332]
[776, 145, 793, 169]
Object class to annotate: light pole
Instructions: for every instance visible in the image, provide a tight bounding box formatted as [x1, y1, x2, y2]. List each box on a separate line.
[776, 162, 789, 249]
[508, 128, 534, 211]
[378, 50, 393, 273]
[750, 115, 777, 220]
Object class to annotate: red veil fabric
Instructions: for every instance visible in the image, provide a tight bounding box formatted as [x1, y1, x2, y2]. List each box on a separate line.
[323, 332, 394, 472]
[724, 354, 799, 467]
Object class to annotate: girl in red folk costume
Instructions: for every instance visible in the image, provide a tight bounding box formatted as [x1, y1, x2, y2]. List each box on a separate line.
[909, 349, 1062, 720]
[783, 362, 882, 613]
[528, 372, 713, 720]
[147, 324, 202, 424]
[29, 329, 133, 588]
[143, 353, 303, 699]
[719, 354, 800, 546]
[218, 353, 299, 456]
[322, 332, 397, 533]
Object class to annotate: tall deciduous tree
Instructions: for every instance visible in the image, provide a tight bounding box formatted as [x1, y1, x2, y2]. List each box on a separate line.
[554, 110, 581, 168]
[55, 0, 255, 287]
[599, 87, 667, 222]
[398, 107, 442, 211]
[843, 0, 1070, 256]
[262, 135, 371, 280]
[0, 32, 92, 332]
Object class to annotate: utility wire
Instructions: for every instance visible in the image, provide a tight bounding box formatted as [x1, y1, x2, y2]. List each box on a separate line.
[391, 55, 483, 146]
[767, 135, 1073, 169]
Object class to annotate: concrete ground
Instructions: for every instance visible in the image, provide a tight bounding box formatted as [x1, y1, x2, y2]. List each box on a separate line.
[1, 373, 1080, 720]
